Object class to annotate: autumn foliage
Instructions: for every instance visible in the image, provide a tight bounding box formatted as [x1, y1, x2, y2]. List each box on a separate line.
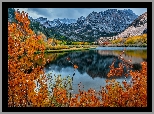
[111, 34, 147, 45]
[8, 10, 147, 107]
[8, 10, 48, 107]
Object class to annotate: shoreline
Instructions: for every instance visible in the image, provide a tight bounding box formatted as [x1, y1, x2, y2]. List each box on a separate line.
[99, 44, 147, 47]
[35, 45, 147, 54]
[35, 47, 97, 53]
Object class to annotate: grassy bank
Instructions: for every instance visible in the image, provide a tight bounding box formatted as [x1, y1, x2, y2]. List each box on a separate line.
[35, 46, 97, 54]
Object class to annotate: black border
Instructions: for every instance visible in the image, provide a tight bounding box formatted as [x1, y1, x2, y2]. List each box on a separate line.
[2, 2, 152, 112]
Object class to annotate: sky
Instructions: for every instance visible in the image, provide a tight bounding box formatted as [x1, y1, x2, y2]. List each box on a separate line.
[14, 8, 147, 21]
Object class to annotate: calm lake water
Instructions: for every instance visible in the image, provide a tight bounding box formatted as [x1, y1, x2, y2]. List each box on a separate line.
[44, 47, 147, 94]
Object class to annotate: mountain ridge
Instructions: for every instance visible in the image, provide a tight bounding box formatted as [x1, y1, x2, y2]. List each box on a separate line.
[115, 12, 147, 38]
[8, 8, 142, 42]
[45, 9, 138, 42]
[97, 12, 147, 45]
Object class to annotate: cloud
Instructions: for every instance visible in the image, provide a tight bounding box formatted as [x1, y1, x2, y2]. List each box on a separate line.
[14, 8, 44, 19]
[14, 8, 147, 21]
[45, 8, 94, 20]
[27, 8, 51, 18]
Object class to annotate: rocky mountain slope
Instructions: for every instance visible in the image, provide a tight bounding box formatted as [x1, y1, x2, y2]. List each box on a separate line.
[27, 9, 138, 42]
[29, 16, 77, 28]
[8, 8, 139, 42]
[115, 12, 147, 38]
[97, 12, 147, 45]
[49, 9, 138, 42]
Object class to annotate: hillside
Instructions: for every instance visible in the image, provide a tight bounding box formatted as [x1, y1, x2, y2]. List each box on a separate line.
[97, 12, 147, 45]
[8, 8, 139, 42]
[115, 12, 147, 38]
[50, 9, 138, 42]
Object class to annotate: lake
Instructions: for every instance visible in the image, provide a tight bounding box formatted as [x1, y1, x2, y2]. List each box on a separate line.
[44, 47, 147, 94]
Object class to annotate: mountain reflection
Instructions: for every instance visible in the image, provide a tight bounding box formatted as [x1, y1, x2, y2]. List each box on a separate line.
[45, 49, 147, 79]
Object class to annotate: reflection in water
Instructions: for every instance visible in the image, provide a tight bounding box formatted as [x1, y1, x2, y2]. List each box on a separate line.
[44, 48, 147, 94]
[97, 50, 147, 63]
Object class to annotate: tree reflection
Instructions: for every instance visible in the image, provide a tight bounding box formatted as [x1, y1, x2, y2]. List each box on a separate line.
[45, 50, 146, 79]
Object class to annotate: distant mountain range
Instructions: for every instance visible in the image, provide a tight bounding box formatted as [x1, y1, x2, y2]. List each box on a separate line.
[29, 9, 138, 42]
[29, 16, 77, 28]
[8, 8, 147, 42]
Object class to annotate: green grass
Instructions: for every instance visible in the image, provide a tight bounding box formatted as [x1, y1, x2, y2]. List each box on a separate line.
[35, 47, 96, 53]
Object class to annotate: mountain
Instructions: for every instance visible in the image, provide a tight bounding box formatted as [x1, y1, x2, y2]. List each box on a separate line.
[8, 8, 138, 42]
[29, 16, 76, 27]
[115, 12, 147, 38]
[47, 9, 138, 42]
[53, 18, 76, 24]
